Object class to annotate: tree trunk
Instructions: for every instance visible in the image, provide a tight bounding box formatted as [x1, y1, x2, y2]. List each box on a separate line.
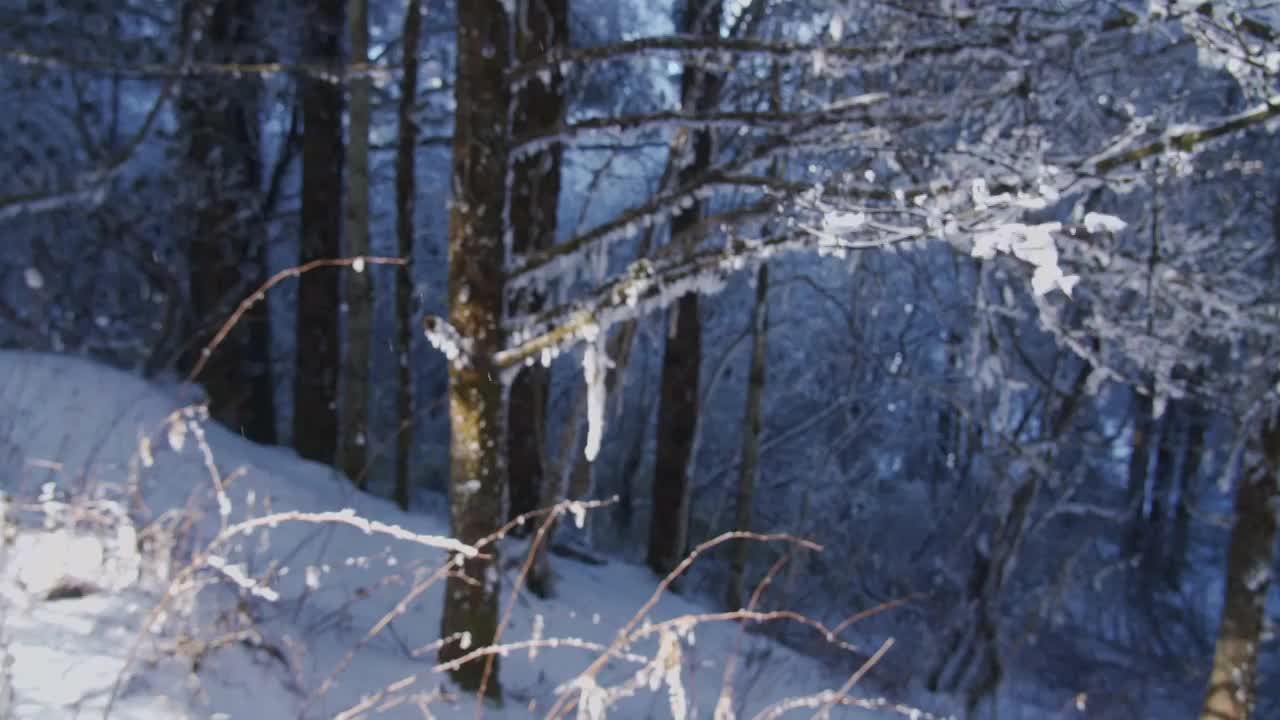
[646, 0, 722, 578]
[506, 0, 568, 527]
[649, 293, 701, 576]
[1200, 416, 1280, 720]
[1168, 399, 1208, 587]
[340, 0, 372, 488]
[727, 263, 768, 610]
[1125, 389, 1155, 559]
[437, 0, 510, 696]
[393, 0, 422, 511]
[1144, 407, 1178, 591]
[178, 0, 274, 443]
[293, 0, 345, 465]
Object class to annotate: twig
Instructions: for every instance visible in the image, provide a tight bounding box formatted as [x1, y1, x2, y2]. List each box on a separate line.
[546, 531, 822, 720]
[475, 505, 562, 716]
[812, 638, 893, 719]
[186, 256, 405, 382]
[220, 510, 478, 558]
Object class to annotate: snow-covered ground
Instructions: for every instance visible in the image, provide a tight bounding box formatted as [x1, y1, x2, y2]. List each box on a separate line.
[0, 351, 933, 719]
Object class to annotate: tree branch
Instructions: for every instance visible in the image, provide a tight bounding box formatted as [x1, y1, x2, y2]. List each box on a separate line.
[1087, 95, 1280, 174]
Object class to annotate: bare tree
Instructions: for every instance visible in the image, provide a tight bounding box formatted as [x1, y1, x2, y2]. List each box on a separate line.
[647, 0, 723, 578]
[507, 0, 569, 529]
[293, 0, 345, 465]
[726, 262, 768, 610]
[435, 0, 510, 695]
[177, 0, 275, 443]
[1200, 415, 1280, 720]
[393, 0, 424, 511]
[340, 0, 372, 487]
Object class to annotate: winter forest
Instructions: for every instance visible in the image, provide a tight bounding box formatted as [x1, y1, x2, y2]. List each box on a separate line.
[1, 0, 1279, 718]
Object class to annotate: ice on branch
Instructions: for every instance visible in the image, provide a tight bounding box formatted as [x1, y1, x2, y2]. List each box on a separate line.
[206, 555, 279, 602]
[822, 210, 867, 235]
[1083, 212, 1128, 233]
[972, 222, 1080, 297]
[422, 316, 473, 368]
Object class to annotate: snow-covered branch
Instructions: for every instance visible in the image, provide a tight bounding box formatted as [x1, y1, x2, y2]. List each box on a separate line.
[1084, 95, 1280, 173]
[4, 47, 402, 84]
[508, 30, 1038, 88]
[0, 181, 111, 222]
[499, 230, 920, 372]
[509, 98, 890, 159]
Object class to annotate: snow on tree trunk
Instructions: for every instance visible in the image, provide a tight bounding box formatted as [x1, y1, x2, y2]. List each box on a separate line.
[437, 0, 509, 696]
[1200, 416, 1280, 720]
[393, 0, 422, 511]
[340, 0, 372, 489]
[293, 0, 344, 465]
[178, 0, 274, 443]
[506, 0, 568, 528]
[647, 0, 721, 579]
[727, 262, 767, 610]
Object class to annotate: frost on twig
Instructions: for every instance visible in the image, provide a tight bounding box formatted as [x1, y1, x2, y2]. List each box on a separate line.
[971, 222, 1080, 297]
[217, 509, 479, 558]
[422, 315, 473, 368]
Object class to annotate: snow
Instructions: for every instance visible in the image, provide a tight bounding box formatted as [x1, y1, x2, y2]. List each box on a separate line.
[970, 222, 1080, 297]
[1082, 212, 1128, 234]
[21, 269, 42, 291]
[0, 351, 910, 719]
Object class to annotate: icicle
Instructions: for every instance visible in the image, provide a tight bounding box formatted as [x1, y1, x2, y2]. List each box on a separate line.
[581, 324, 612, 462]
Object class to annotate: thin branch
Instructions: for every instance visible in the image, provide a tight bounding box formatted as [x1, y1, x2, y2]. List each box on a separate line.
[507, 32, 1024, 87]
[5, 48, 401, 83]
[186, 256, 405, 383]
[510, 98, 888, 157]
[1087, 95, 1280, 174]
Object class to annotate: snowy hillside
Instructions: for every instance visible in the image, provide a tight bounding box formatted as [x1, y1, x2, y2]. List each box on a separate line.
[0, 351, 926, 719]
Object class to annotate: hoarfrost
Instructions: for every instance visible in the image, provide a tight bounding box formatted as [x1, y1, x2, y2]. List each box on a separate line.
[1083, 212, 1128, 233]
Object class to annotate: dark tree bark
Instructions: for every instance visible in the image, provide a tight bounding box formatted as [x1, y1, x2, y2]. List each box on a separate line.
[340, 0, 372, 488]
[646, 0, 722, 578]
[437, 0, 510, 696]
[507, 0, 568, 528]
[393, 0, 422, 511]
[177, 0, 275, 443]
[726, 262, 768, 610]
[1200, 416, 1280, 720]
[293, 0, 345, 465]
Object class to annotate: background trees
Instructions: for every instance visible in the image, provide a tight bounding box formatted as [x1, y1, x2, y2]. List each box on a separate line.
[293, 0, 345, 466]
[3, 0, 1279, 716]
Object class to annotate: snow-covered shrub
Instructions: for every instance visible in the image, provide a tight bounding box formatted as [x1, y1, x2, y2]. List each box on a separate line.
[2, 485, 142, 604]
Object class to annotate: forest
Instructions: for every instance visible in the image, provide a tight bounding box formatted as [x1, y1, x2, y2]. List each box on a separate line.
[2, 0, 1279, 718]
